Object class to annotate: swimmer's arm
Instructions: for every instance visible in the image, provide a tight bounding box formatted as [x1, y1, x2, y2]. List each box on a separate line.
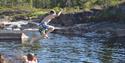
[34, 57, 38, 63]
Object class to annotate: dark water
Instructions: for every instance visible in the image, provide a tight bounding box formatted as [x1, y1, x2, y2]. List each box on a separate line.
[0, 32, 125, 63]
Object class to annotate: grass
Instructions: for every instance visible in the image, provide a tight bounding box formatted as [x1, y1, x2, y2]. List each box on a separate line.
[0, 6, 84, 21]
[0, 6, 49, 20]
[0, 4, 125, 22]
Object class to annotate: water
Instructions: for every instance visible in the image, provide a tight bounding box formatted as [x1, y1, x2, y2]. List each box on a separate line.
[0, 32, 125, 63]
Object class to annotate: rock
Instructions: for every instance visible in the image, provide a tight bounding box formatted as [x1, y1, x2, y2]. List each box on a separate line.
[54, 21, 125, 38]
[54, 24, 89, 36]
[0, 10, 31, 16]
[0, 23, 5, 29]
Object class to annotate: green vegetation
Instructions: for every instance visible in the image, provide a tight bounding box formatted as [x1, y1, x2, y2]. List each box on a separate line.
[0, 0, 122, 11]
[0, 0, 124, 21]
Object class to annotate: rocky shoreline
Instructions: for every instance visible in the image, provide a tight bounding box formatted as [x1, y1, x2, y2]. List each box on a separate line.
[53, 21, 125, 38]
[0, 9, 125, 38]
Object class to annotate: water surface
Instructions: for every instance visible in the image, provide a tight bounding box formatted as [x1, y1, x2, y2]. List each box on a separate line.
[0, 33, 125, 63]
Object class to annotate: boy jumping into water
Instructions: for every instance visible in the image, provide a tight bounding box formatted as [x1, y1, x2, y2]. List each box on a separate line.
[30, 9, 63, 44]
[39, 9, 63, 38]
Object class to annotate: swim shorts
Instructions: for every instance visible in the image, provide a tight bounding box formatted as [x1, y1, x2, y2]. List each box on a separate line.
[38, 22, 48, 34]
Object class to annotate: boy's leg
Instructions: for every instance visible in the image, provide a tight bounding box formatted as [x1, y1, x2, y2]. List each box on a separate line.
[40, 30, 48, 38]
[45, 26, 55, 36]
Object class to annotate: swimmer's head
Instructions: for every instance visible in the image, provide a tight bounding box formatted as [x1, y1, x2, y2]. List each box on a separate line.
[49, 10, 56, 15]
[27, 53, 35, 61]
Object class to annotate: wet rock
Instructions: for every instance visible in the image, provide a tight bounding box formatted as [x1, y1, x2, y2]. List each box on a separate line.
[54, 22, 125, 38]
[0, 10, 30, 16]
[54, 24, 89, 36]
[0, 23, 4, 29]
[0, 10, 31, 21]
[13, 15, 29, 20]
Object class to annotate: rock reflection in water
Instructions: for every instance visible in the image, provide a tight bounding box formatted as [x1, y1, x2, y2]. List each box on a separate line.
[99, 37, 125, 63]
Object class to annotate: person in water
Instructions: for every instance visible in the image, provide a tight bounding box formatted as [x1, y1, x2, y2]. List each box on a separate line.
[23, 53, 37, 63]
[39, 9, 63, 38]
[0, 53, 7, 63]
[0, 54, 5, 63]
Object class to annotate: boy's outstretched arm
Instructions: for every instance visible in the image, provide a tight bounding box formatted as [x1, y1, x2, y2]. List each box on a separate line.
[57, 9, 63, 16]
